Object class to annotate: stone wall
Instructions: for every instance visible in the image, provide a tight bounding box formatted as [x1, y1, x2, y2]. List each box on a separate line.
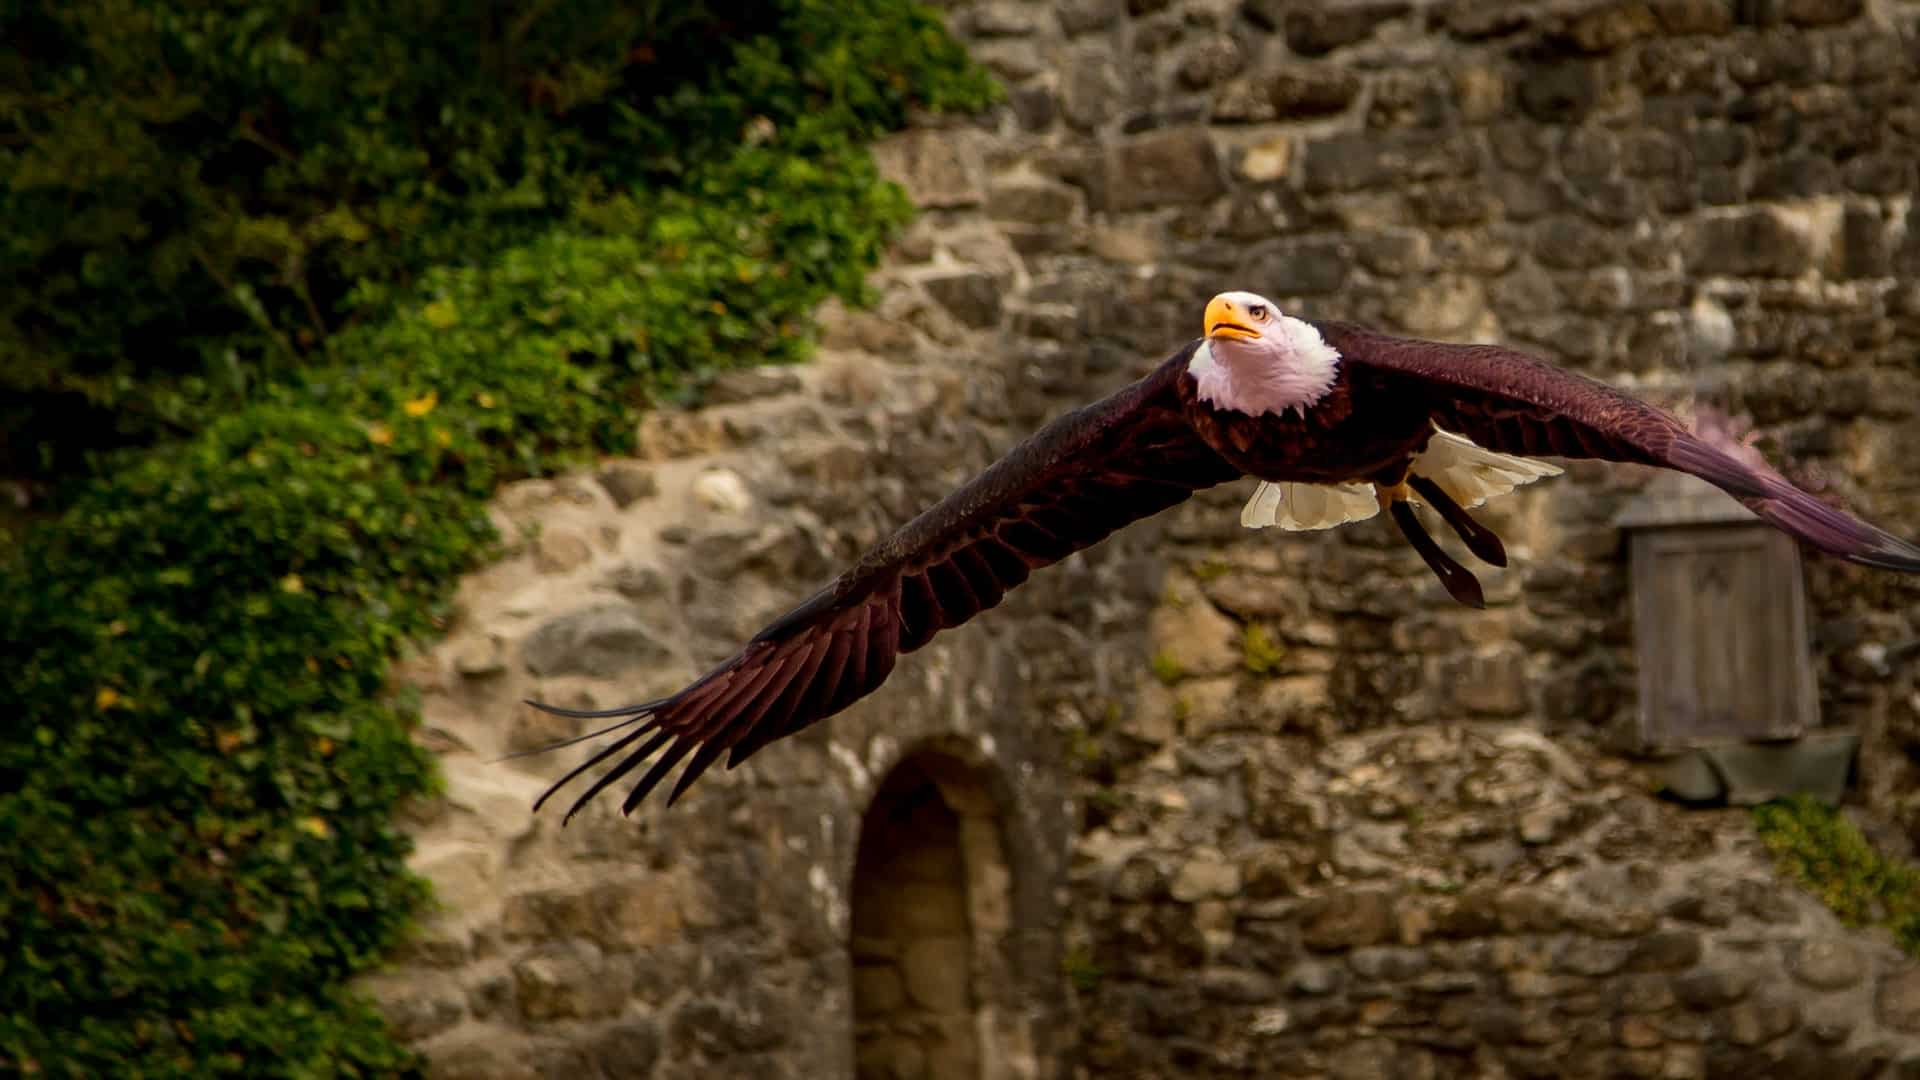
[368, 0, 1920, 1077]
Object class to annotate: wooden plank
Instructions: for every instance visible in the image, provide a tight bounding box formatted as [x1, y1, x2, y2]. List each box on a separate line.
[1631, 524, 1817, 748]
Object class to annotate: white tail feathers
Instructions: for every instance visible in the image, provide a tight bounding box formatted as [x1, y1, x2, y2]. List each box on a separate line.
[1237, 427, 1561, 532]
[1240, 481, 1379, 531]
[1415, 428, 1562, 509]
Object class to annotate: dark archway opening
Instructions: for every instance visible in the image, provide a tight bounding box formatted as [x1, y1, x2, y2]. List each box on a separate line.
[849, 754, 994, 1080]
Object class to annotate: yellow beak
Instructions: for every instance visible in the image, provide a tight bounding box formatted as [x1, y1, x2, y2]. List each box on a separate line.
[1204, 295, 1258, 341]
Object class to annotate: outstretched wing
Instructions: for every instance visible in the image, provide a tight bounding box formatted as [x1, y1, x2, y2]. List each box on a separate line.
[1319, 320, 1920, 573]
[529, 344, 1239, 820]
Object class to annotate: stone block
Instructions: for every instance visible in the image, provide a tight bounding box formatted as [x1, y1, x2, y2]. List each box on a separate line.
[1674, 966, 1757, 1008]
[1393, 276, 1488, 339]
[919, 268, 1003, 329]
[594, 461, 658, 508]
[1198, 966, 1275, 1003]
[1881, 966, 1920, 1033]
[1653, 0, 1734, 33]
[1059, 0, 1122, 35]
[423, 1029, 539, 1080]
[1283, 2, 1411, 55]
[595, 877, 686, 950]
[1562, 1, 1660, 53]
[1148, 585, 1240, 678]
[513, 940, 623, 1022]
[1268, 68, 1360, 118]
[670, 996, 784, 1056]
[1097, 128, 1226, 211]
[1170, 850, 1242, 901]
[1238, 136, 1293, 183]
[1237, 237, 1350, 296]
[966, 2, 1043, 37]
[1786, 938, 1866, 989]
[1784, 0, 1861, 26]
[1060, 46, 1124, 132]
[1724, 994, 1800, 1046]
[872, 131, 984, 209]
[1687, 206, 1832, 277]
[1517, 59, 1604, 123]
[532, 528, 592, 574]
[987, 178, 1082, 224]
[1301, 888, 1397, 950]
[1178, 34, 1243, 89]
[587, 1017, 662, 1076]
[448, 632, 506, 677]
[412, 843, 497, 922]
[1300, 131, 1476, 194]
[521, 603, 671, 678]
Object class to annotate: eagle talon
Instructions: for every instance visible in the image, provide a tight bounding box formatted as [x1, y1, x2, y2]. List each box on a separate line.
[1407, 475, 1508, 568]
[1387, 500, 1486, 609]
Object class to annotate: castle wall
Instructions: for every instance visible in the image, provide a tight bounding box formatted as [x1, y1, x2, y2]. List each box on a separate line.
[369, 2, 1920, 1076]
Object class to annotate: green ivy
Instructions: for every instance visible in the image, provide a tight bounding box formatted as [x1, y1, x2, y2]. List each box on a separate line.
[0, 0, 991, 487]
[0, 2, 993, 1075]
[1753, 796, 1920, 954]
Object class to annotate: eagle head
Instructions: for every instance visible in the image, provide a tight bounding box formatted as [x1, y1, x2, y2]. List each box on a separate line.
[1193, 291, 1341, 418]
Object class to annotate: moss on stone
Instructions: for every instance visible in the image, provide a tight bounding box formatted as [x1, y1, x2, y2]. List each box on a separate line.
[1754, 796, 1920, 955]
[1242, 623, 1287, 676]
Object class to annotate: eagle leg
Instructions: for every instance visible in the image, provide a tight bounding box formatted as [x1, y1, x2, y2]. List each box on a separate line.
[1386, 499, 1486, 609]
[1407, 474, 1508, 568]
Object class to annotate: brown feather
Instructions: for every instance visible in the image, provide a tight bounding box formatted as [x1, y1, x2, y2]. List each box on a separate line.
[526, 345, 1240, 817]
[1316, 320, 1920, 573]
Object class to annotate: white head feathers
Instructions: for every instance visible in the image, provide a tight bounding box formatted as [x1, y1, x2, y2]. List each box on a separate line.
[1189, 290, 1341, 418]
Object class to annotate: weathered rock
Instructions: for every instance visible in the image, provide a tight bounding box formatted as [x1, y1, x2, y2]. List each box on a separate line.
[670, 996, 785, 1056]
[988, 178, 1082, 224]
[1098, 128, 1225, 211]
[919, 268, 1004, 329]
[1674, 966, 1758, 1008]
[1283, 2, 1411, 55]
[1171, 850, 1242, 901]
[587, 1017, 663, 1076]
[522, 603, 671, 678]
[1882, 968, 1920, 1033]
[702, 367, 803, 406]
[1686, 206, 1829, 277]
[1628, 929, 1703, 972]
[1059, 0, 1122, 35]
[1148, 587, 1241, 678]
[595, 462, 659, 508]
[448, 633, 507, 677]
[513, 941, 624, 1022]
[691, 468, 752, 513]
[1300, 131, 1476, 193]
[872, 130, 985, 208]
[1724, 994, 1800, 1047]
[532, 528, 592, 574]
[1178, 34, 1242, 89]
[1237, 237, 1350, 296]
[1787, 938, 1867, 990]
[1301, 889, 1397, 950]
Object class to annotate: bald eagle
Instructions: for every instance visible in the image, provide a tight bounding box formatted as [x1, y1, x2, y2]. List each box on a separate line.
[528, 291, 1920, 819]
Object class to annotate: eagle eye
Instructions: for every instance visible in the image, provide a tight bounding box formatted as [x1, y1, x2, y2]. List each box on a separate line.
[1249, 304, 1269, 321]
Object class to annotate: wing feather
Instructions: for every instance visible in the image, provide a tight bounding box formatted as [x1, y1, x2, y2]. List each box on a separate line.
[1321, 321, 1920, 573]
[527, 345, 1240, 817]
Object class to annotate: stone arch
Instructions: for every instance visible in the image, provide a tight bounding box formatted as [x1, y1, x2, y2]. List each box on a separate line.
[848, 740, 1035, 1080]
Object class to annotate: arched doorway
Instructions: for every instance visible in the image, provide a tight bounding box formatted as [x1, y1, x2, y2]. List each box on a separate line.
[849, 749, 1017, 1080]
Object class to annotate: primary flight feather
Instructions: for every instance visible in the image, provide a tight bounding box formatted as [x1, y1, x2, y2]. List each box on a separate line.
[527, 291, 1920, 820]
